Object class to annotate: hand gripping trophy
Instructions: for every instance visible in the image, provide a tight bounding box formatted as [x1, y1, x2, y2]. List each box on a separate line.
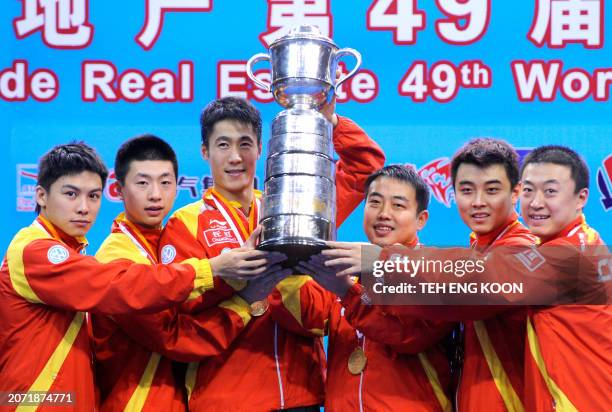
[246, 25, 361, 265]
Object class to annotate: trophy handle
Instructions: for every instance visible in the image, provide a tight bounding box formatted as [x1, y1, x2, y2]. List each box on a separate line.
[246, 53, 271, 92]
[334, 48, 362, 88]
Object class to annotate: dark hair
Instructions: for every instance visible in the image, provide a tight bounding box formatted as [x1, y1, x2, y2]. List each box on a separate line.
[36, 142, 108, 213]
[520, 145, 589, 192]
[451, 138, 519, 188]
[365, 165, 430, 213]
[114, 134, 178, 185]
[200, 97, 262, 148]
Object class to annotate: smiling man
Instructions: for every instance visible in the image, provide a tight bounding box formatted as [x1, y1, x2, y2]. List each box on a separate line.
[520, 145, 611, 411]
[294, 165, 454, 411]
[446, 138, 538, 411]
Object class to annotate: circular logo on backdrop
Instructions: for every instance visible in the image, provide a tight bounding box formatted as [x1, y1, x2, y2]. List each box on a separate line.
[47, 245, 69, 264]
[161, 245, 177, 264]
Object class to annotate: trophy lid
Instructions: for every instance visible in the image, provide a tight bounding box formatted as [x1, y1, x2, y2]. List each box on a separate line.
[271, 25, 336, 47]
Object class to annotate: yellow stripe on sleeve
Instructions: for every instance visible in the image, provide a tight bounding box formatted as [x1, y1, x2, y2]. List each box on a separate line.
[526, 317, 577, 412]
[418, 353, 452, 412]
[123, 353, 162, 412]
[276, 275, 311, 327]
[182, 258, 215, 299]
[473, 320, 525, 412]
[219, 295, 252, 326]
[16, 312, 85, 411]
[7, 225, 53, 304]
[185, 362, 199, 401]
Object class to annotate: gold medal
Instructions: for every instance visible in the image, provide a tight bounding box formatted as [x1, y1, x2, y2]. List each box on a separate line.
[348, 347, 367, 375]
[250, 298, 269, 317]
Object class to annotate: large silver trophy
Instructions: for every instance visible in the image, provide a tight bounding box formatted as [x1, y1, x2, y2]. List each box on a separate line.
[246, 25, 361, 262]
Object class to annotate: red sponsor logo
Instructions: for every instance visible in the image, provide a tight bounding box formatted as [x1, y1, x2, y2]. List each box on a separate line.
[104, 170, 121, 202]
[407, 158, 454, 208]
[16, 164, 38, 212]
[203, 227, 239, 248]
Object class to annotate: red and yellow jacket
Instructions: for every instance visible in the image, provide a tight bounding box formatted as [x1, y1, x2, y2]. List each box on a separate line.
[280, 238, 454, 411]
[92, 213, 253, 411]
[381, 213, 538, 411]
[158, 116, 385, 411]
[457, 215, 537, 412]
[525, 215, 611, 411]
[0, 216, 214, 411]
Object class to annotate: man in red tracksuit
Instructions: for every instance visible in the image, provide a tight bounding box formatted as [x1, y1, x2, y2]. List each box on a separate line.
[519, 145, 611, 411]
[92, 136, 282, 411]
[155, 97, 385, 410]
[446, 139, 537, 411]
[320, 138, 538, 411]
[294, 165, 453, 411]
[0, 143, 217, 411]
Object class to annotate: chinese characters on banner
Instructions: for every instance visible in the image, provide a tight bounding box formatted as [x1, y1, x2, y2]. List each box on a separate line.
[14, 0, 93, 48]
[136, 0, 212, 50]
[529, 0, 603, 48]
[5, 0, 609, 104]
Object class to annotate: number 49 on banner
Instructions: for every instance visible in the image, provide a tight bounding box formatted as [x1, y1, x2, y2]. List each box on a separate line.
[399, 61, 492, 102]
[367, 0, 491, 45]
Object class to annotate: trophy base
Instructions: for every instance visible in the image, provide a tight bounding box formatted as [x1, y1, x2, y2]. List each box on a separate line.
[258, 237, 327, 271]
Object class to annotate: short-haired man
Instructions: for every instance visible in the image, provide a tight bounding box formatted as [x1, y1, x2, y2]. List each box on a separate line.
[296, 165, 453, 411]
[158, 96, 385, 410]
[0, 142, 217, 410]
[447, 138, 537, 411]
[92, 135, 276, 411]
[520, 145, 610, 411]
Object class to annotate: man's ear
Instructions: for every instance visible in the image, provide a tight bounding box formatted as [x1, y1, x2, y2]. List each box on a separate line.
[35, 185, 47, 210]
[116, 183, 124, 201]
[201, 144, 209, 161]
[416, 210, 429, 231]
[257, 141, 262, 160]
[576, 188, 589, 211]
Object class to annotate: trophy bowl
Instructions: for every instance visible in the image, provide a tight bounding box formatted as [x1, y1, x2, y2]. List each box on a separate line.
[246, 25, 361, 109]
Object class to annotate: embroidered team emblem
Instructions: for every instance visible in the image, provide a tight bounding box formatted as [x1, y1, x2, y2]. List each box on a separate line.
[513, 246, 546, 272]
[598, 257, 612, 283]
[161, 245, 177, 264]
[47, 245, 69, 264]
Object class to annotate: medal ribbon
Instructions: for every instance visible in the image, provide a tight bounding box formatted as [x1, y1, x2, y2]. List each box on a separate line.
[116, 217, 158, 264]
